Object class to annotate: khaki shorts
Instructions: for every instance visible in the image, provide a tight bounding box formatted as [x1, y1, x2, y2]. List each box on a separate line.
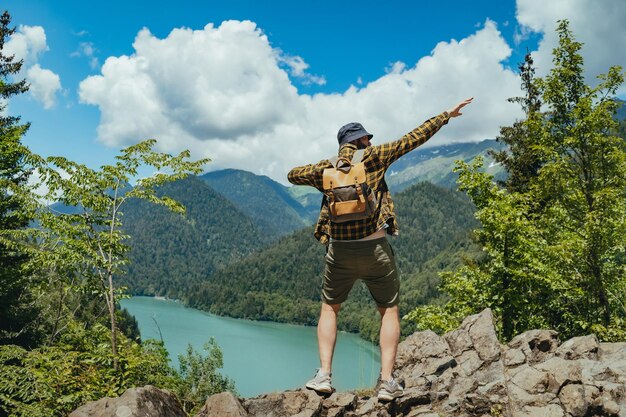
[322, 237, 399, 307]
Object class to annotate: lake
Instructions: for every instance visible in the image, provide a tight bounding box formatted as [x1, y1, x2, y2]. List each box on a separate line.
[120, 296, 381, 397]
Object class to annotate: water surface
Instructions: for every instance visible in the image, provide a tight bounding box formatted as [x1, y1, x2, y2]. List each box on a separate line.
[120, 296, 380, 397]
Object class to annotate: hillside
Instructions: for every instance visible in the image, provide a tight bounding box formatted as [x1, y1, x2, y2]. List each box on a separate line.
[120, 176, 268, 297]
[185, 182, 479, 341]
[201, 169, 317, 236]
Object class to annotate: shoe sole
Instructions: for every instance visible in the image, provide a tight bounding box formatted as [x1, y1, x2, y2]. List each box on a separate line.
[377, 392, 402, 401]
[305, 383, 333, 393]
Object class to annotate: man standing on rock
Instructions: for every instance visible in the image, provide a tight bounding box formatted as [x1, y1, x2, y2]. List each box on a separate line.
[287, 98, 472, 400]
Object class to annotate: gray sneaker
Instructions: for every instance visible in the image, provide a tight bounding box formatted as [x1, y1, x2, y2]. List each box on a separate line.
[377, 378, 404, 401]
[305, 369, 333, 393]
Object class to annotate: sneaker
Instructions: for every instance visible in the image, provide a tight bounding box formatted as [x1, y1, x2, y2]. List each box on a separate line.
[305, 369, 333, 393]
[377, 378, 404, 401]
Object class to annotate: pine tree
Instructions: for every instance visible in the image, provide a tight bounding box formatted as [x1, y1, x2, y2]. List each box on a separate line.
[0, 10, 39, 346]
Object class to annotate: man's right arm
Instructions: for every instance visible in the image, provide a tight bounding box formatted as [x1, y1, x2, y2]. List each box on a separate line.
[287, 159, 332, 191]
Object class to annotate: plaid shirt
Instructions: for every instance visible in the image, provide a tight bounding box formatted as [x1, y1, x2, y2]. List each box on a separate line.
[288, 112, 450, 244]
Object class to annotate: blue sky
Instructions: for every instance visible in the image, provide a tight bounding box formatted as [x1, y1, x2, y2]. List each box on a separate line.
[6, 0, 626, 183]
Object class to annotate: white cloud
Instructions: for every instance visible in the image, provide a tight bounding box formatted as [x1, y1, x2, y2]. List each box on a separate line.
[71, 41, 100, 69]
[3, 25, 48, 64]
[516, 0, 626, 93]
[5, 25, 62, 109]
[78, 19, 523, 184]
[26, 64, 62, 109]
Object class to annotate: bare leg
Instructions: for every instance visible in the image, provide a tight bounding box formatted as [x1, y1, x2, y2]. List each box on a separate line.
[318, 302, 341, 373]
[378, 305, 400, 381]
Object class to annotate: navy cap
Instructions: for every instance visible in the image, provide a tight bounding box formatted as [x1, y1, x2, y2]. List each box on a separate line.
[337, 122, 373, 146]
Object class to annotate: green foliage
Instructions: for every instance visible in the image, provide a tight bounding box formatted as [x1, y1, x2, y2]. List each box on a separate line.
[0, 322, 178, 417]
[406, 21, 626, 342]
[175, 339, 236, 414]
[0, 10, 44, 347]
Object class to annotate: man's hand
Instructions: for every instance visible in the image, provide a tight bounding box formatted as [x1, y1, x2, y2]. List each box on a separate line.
[447, 97, 473, 118]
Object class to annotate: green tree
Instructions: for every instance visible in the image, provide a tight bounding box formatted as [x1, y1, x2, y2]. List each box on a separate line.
[0, 10, 41, 347]
[175, 339, 236, 414]
[33, 141, 209, 370]
[406, 20, 626, 342]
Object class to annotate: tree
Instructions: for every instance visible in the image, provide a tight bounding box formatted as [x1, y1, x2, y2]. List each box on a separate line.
[33, 141, 209, 370]
[175, 339, 236, 414]
[0, 10, 41, 347]
[406, 20, 626, 342]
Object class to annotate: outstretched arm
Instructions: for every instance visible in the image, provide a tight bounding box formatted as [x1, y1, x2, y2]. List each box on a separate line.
[287, 159, 332, 191]
[374, 98, 474, 168]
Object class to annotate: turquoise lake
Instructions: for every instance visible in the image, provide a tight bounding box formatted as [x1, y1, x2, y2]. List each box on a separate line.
[120, 297, 381, 397]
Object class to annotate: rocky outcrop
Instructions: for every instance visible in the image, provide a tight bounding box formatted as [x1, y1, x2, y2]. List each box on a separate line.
[69, 385, 186, 417]
[71, 309, 626, 416]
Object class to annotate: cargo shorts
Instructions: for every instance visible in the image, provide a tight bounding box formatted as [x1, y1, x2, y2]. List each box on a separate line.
[322, 237, 399, 307]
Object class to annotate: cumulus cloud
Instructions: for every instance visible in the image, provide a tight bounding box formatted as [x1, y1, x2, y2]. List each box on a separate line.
[26, 64, 62, 109]
[5, 25, 62, 108]
[516, 0, 626, 93]
[78, 19, 523, 183]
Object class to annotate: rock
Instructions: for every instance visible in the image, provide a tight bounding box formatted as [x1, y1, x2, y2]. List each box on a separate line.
[244, 390, 322, 417]
[520, 404, 565, 417]
[556, 335, 599, 360]
[535, 356, 582, 393]
[393, 387, 430, 414]
[558, 384, 587, 417]
[69, 386, 186, 417]
[456, 349, 484, 375]
[510, 365, 549, 394]
[464, 309, 501, 363]
[508, 329, 560, 364]
[503, 348, 526, 367]
[195, 392, 246, 417]
[325, 392, 357, 410]
[444, 327, 474, 357]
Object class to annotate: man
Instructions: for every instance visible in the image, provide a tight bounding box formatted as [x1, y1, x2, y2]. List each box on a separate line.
[287, 98, 473, 400]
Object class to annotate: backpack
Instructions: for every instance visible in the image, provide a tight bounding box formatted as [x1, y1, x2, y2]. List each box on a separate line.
[322, 149, 377, 223]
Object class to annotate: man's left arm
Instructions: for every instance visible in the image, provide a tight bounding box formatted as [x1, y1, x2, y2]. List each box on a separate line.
[287, 159, 332, 191]
[374, 98, 473, 168]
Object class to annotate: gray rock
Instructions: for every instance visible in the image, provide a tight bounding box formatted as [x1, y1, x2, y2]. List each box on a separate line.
[444, 327, 474, 357]
[510, 365, 549, 394]
[325, 392, 357, 410]
[558, 384, 587, 417]
[508, 329, 560, 364]
[69, 386, 186, 417]
[393, 387, 430, 414]
[503, 348, 526, 367]
[520, 404, 565, 417]
[396, 330, 451, 369]
[456, 349, 484, 375]
[556, 335, 599, 360]
[535, 356, 582, 393]
[244, 390, 321, 417]
[195, 391, 247, 417]
[465, 309, 501, 363]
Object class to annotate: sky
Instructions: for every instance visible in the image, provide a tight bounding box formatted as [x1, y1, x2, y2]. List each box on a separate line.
[6, 0, 626, 184]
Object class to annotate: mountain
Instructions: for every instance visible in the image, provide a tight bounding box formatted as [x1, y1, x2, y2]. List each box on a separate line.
[186, 181, 479, 342]
[385, 139, 507, 192]
[120, 176, 268, 297]
[201, 169, 317, 236]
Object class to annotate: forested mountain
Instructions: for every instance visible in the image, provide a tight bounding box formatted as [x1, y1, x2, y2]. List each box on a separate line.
[185, 181, 479, 341]
[120, 176, 268, 297]
[201, 169, 317, 236]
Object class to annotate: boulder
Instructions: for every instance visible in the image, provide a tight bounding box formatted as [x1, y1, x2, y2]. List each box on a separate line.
[195, 391, 247, 417]
[508, 329, 559, 364]
[69, 386, 186, 417]
[555, 335, 599, 360]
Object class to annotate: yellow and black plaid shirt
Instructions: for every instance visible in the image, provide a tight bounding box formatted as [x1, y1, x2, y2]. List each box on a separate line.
[287, 112, 450, 244]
